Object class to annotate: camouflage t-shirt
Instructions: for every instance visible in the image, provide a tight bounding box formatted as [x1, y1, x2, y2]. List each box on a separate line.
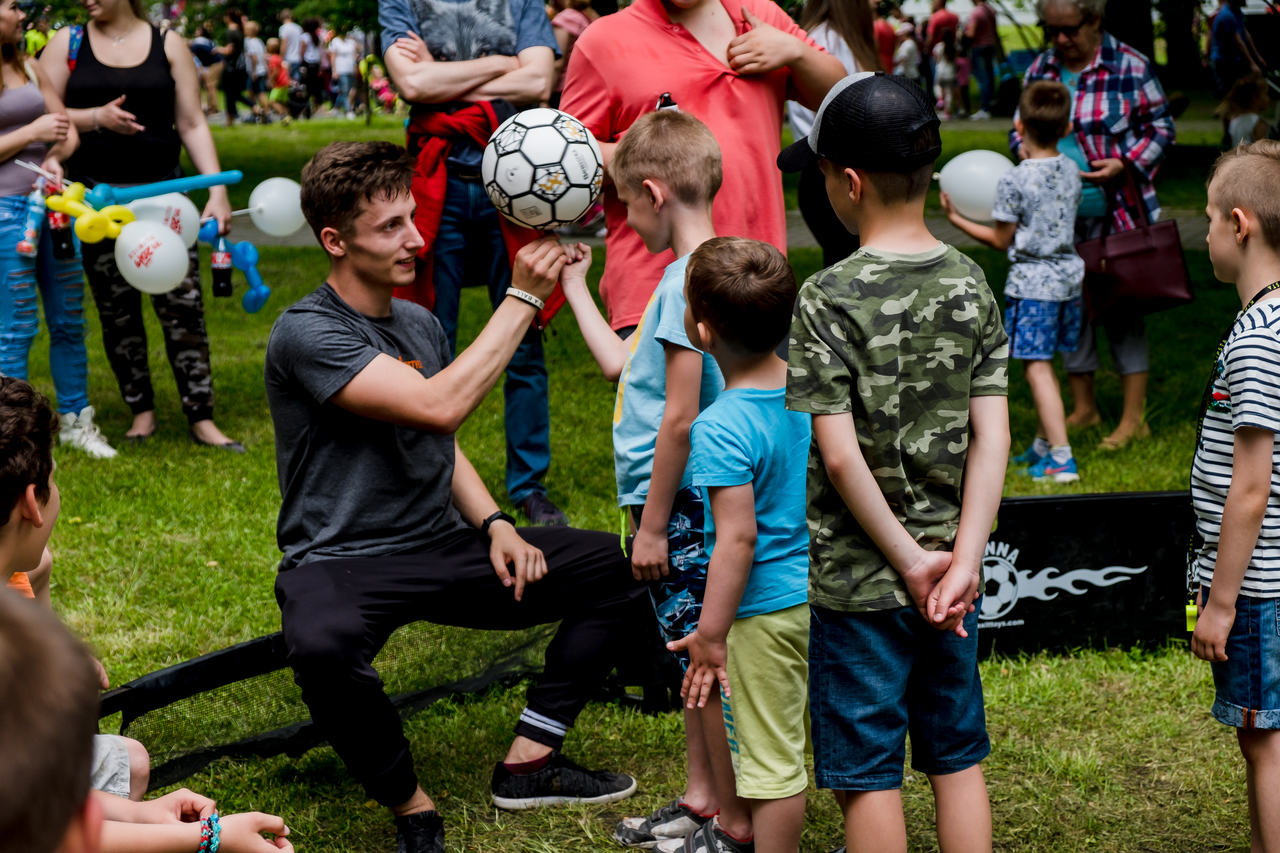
[785, 243, 1009, 613]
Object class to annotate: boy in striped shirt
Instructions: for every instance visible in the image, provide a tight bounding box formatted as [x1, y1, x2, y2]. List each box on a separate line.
[1191, 140, 1280, 851]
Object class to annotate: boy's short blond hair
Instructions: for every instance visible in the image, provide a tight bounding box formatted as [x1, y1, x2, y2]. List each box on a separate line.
[1210, 140, 1280, 250]
[610, 110, 722, 207]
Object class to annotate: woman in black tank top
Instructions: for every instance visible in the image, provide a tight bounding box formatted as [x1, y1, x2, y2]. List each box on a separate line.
[40, 0, 244, 450]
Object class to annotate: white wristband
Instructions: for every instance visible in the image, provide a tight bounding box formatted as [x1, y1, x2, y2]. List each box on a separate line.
[506, 287, 545, 311]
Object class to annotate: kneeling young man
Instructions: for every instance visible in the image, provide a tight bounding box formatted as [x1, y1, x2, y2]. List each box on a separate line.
[268, 141, 645, 853]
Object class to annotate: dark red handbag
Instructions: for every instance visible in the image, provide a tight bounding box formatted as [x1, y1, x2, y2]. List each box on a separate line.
[1075, 172, 1192, 324]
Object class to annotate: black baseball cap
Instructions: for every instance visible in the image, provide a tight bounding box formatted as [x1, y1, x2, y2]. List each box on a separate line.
[777, 72, 942, 173]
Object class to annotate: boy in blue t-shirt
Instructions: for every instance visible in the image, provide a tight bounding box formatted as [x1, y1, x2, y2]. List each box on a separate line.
[668, 237, 811, 853]
[560, 110, 732, 849]
[944, 80, 1084, 483]
[1192, 140, 1280, 853]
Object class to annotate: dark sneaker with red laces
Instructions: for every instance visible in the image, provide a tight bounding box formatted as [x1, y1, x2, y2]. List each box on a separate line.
[491, 750, 637, 810]
[520, 492, 569, 526]
[654, 817, 754, 852]
[394, 810, 444, 853]
[615, 799, 712, 848]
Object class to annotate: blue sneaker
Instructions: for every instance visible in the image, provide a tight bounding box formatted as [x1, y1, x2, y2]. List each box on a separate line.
[1028, 454, 1080, 483]
[1012, 443, 1046, 468]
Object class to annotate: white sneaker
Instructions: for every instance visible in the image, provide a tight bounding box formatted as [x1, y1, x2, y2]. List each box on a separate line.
[970, 110, 992, 120]
[60, 406, 118, 459]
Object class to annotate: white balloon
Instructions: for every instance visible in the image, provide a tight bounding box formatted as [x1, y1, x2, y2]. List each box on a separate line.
[114, 221, 189, 294]
[938, 150, 1016, 222]
[249, 177, 306, 237]
[128, 193, 201, 248]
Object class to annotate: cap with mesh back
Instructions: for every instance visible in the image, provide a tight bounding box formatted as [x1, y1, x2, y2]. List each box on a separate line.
[777, 72, 942, 173]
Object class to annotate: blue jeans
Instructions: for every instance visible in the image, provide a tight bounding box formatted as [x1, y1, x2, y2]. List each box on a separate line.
[971, 45, 996, 113]
[0, 195, 89, 414]
[433, 173, 550, 502]
[334, 73, 355, 111]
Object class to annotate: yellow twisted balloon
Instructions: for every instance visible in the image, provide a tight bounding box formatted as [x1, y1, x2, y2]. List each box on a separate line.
[46, 182, 135, 243]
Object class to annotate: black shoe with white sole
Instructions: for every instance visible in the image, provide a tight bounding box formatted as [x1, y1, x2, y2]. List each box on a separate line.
[491, 751, 637, 810]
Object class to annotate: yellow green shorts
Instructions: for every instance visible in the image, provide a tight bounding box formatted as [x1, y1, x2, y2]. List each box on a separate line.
[722, 602, 810, 799]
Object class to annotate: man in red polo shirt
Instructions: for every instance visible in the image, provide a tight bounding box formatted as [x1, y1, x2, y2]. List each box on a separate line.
[558, 0, 844, 334]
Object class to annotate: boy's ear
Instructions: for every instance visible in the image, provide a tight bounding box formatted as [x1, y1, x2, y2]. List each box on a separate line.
[319, 226, 347, 258]
[695, 319, 713, 352]
[18, 483, 46, 528]
[641, 178, 665, 211]
[843, 167, 865, 206]
[1232, 207, 1251, 244]
[1013, 117, 1024, 138]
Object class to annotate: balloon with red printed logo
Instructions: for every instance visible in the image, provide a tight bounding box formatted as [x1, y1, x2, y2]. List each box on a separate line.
[128, 193, 201, 248]
[114, 221, 188, 294]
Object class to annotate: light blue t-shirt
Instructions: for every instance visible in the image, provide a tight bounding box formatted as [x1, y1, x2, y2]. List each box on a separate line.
[1058, 67, 1108, 219]
[689, 387, 810, 619]
[613, 255, 724, 506]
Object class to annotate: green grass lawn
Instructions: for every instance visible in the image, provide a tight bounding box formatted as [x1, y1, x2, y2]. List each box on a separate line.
[26, 117, 1254, 851]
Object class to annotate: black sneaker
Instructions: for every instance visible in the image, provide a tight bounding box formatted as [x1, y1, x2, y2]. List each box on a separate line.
[655, 817, 754, 852]
[520, 492, 569, 526]
[394, 810, 444, 853]
[615, 799, 712, 848]
[491, 750, 637, 810]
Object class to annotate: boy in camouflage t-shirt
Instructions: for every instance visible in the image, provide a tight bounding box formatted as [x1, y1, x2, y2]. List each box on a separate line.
[778, 73, 1009, 853]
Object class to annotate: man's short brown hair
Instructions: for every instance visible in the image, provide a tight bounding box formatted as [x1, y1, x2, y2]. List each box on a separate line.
[610, 110, 723, 206]
[1018, 80, 1072, 148]
[0, 590, 100, 853]
[300, 141, 417, 243]
[1210, 140, 1280, 250]
[686, 237, 797, 354]
[0, 377, 57, 527]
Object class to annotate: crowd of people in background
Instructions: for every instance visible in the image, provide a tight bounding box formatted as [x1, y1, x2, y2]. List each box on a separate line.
[22, 7, 400, 126]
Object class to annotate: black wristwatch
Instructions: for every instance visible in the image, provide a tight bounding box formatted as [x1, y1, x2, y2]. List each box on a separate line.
[481, 510, 516, 538]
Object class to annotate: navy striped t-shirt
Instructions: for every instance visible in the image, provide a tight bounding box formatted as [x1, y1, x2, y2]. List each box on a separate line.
[1192, 299, 1280, 596]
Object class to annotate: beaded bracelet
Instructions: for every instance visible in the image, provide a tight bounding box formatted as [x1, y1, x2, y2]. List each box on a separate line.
[198, 812, 221, 853]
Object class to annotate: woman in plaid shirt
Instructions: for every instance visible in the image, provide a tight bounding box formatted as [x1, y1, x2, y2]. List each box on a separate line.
[1011, 0, 1175, 451]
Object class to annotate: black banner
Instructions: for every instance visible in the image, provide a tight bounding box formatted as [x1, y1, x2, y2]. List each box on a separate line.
[978, 491, 1192, 658]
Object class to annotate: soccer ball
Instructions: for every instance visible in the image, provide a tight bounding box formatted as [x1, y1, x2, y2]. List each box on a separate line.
[481, 108, 604, 231]
[980, 552, 1020, 621]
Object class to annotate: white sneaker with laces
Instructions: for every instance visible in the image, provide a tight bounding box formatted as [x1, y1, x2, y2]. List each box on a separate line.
[60, 406, 118, 459]
[970, 109, 992, 120]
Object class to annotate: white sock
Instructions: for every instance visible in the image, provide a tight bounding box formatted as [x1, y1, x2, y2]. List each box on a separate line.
[1050, 445, 1072, 464]
[1032, 437, 1051, 457]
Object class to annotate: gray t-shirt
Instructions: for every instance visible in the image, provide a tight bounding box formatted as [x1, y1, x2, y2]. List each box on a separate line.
[991, 155, 1085, 302]
[265, 285, 467, 571]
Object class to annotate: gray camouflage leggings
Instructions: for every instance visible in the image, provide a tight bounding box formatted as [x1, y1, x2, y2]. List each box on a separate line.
[81, 240, 215, 424]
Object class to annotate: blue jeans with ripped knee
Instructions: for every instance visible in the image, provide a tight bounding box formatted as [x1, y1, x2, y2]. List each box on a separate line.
[0, 194, 89, 414]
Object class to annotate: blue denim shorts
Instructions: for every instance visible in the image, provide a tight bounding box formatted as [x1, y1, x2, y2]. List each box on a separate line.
[1004, 296, 1082, 361]
[809, 603, 990, 790]
[1203, 586, 1280, 730]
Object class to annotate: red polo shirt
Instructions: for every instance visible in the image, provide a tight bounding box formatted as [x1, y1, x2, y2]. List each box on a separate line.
[560, 0, 818, 330]
[927, 8, 959, 51]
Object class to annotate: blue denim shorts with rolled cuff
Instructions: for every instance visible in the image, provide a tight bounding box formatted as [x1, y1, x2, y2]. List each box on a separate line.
[809, 601, 990, 791]
[1203, 586, 1280, 730]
